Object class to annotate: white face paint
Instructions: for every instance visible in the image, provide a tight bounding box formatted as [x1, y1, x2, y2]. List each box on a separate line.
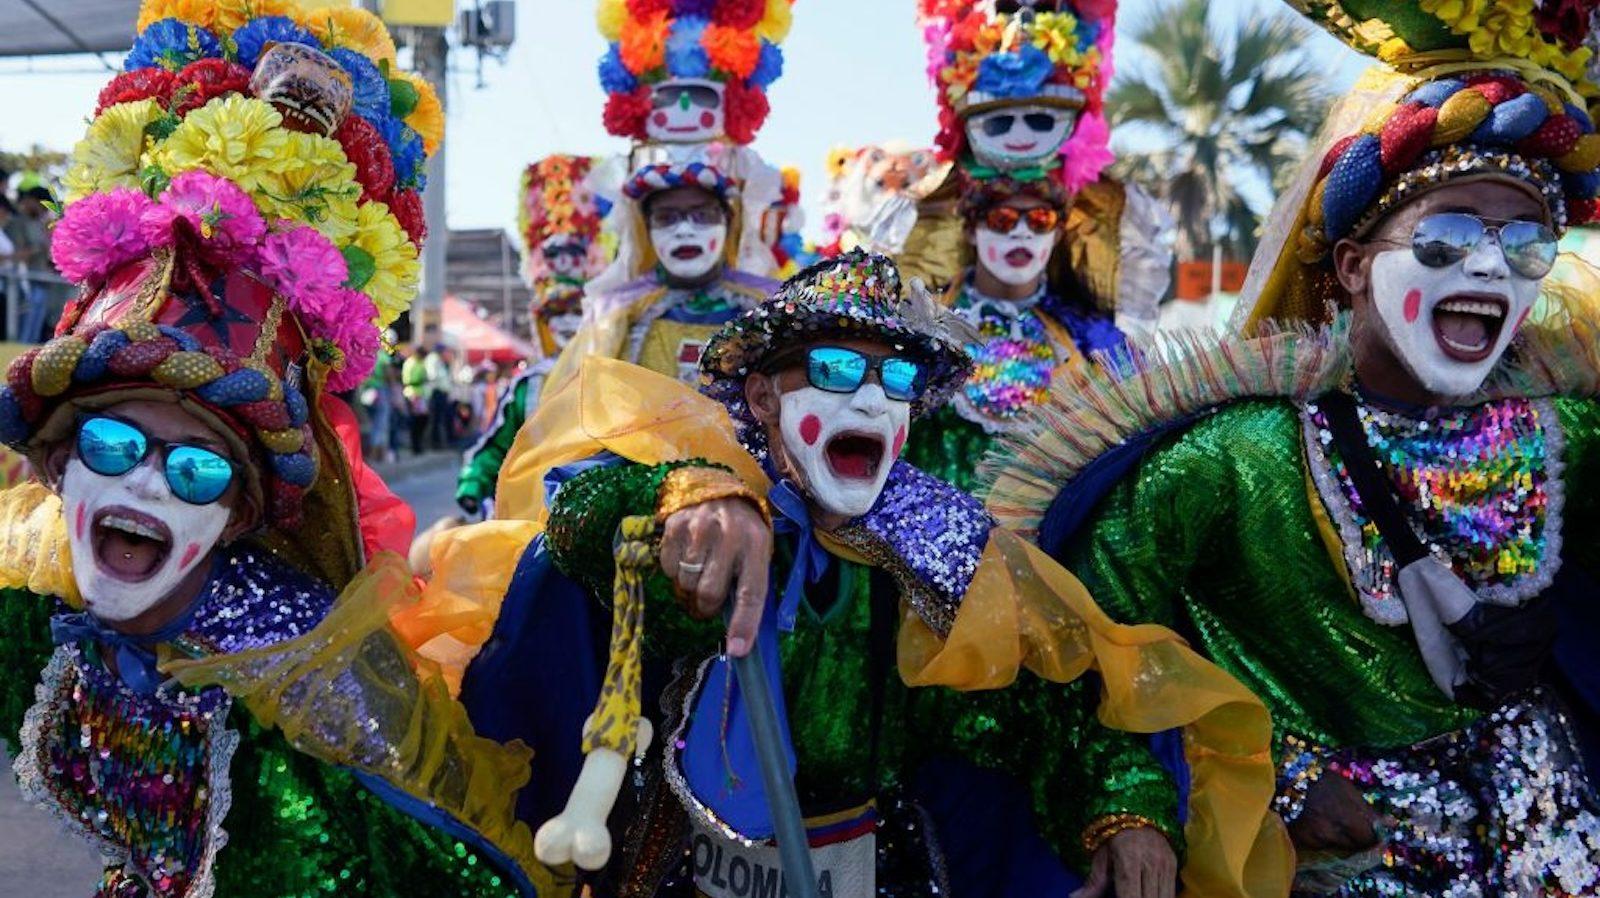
[543, 237, 585, 278]
[965, 105, 1077, 170]
[1366, 236, 1542, 399]
[61, 454, 231, 624]
[546, 311, 583, 348]
[775, 382, 910, 521]
[645, 79, 726, 143]
[975, 217, 1059, 288]
[650, 217, 727, 282]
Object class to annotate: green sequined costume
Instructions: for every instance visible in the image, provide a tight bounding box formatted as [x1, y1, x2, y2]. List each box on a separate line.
[458, 366, 548, 512]
[541, 458, 1183, 892]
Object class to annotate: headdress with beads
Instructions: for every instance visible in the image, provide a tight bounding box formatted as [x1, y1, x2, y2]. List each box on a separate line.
[596, 0, 795, 145]
[919, 0, 1117, 193]
[0, 0, 441, 529]
[700, 250, 976, 459]
[1238, 0, 1600, 330]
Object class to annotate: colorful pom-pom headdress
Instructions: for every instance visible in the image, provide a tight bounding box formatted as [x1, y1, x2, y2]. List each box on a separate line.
[919, 0, 1117, 193]
[1238, 0, 1600, 330]
[596, 0, 796, 146]
[520, 154, 608, 286]
[0, 0, 442, 530]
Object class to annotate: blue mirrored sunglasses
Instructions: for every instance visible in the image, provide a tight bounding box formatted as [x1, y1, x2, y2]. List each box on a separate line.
[75, 416, 236, 506]
[804, 346, 928, 402]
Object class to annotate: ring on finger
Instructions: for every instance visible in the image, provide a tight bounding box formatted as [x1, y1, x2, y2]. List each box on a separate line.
[678, 559, 706, 578]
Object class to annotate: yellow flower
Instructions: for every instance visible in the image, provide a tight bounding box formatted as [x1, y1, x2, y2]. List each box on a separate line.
[150, 95, 289, 195]
[597, 0, 626, 42]
[210, 0, 296, 34]
[136, 0, 215, 33]
[63, 100, 164, 202]
[392, 70, 444, 157]
[344, 200, 420, 328]
[298, 6, 397, 66]
[256, 131, 361, 241]
[757, 0, 793, 44]
[1030, 12, 1083, 67]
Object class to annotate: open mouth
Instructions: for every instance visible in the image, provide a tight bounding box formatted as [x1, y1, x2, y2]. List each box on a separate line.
[1004, 247, 1036, 268]
[670, 246, 705, 260]
[824, 432, 886, 481]
[1431, 295, 1508, 363]
[91, 506, 173, 583]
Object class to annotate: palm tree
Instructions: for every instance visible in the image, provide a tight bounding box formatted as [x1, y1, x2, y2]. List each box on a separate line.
[1107, 0, 1331, 262]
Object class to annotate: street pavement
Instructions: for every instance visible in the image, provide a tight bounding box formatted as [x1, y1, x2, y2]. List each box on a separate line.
[0, 450, 465, 892]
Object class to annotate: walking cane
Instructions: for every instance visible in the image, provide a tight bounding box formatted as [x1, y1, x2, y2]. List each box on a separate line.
[725, 605, 821, 898]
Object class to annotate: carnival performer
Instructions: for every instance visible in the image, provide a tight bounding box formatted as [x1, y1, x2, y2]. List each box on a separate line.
[457, 155, 609, 518]
[0, 4, 554, 896]
[987, 2, 1600, 893]
[544, 0, 791, 394]
[895, 0, 1170, 490]
[407, 250, 1292, 897]
[816, 141, 940, 259]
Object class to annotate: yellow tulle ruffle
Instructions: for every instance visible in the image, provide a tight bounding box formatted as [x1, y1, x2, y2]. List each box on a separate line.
[0, 481, 80, 606]
[410, 356, 1292, 896]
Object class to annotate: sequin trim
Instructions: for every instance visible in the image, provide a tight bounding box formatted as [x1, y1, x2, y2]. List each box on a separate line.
[661, 656, 764, 849]
[1300, 396, 1567, 626]
[949, 283, 1061, 434]
[15, 646, 239, 898]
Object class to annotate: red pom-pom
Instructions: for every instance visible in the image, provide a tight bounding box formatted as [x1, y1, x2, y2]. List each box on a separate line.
[934, 105, 963, 162]
[1378, 103, 1438, 174]
[335, 115, 397, 204]
[713, 0, 765, 29]
[108, 337, 179, 379]
[722, 80, 769, 144]
[1317, 134, 1360, 180]
[389, 189, 427, 247]
[1518, 113, 1582, 158]
[626, 0, 672, 17]
[603, 86, 653, 139]
[173, 59, 253, 115]
[948, 11, 986, 51]
[96, 69, 179, 115]
[1569, 197, 1600, 225]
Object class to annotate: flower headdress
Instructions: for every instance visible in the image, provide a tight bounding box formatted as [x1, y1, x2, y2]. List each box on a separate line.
[597, 0, 795, 144]
[520, 154, 608, 286]
[919, 0, 1117, 193]
[1239, 0, 1600, 330]
[0, 0, 443, 526]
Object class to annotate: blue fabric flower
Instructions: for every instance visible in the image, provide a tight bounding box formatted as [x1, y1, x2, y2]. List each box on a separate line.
[973, 44, 1053, 99]
[1077, 20, 1100, 52]
[675, 0, 717, 16]
[378, 115, 427, 190]
[598, 44, 638, 94]
[124, 19, 221, 72]
[749, 41, 783, 90]
[330, 46, 391, 123]
[665, 15, 711, 79]
[232, 16, 320, 69]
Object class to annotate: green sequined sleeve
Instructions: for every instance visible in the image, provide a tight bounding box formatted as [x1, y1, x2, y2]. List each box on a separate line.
[456, 377, 533, 507]
[0, 588, 56, 752]
[545, 458, 727, 655]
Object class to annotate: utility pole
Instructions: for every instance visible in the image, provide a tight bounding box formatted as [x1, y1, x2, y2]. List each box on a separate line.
[412, 25, 449, 345]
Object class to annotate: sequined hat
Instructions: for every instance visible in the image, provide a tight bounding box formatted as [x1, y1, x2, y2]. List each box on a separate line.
[700, 249, 975, 419]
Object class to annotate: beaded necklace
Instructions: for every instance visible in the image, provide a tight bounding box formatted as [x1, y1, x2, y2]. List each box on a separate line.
[950, 281, 1060, 432]
[1302, 394, 1565, 625]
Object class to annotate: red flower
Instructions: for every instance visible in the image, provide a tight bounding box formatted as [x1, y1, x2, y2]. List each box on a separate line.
[626, 0, 672, 17]
[722, 79, 769, 144]
[389, 189, 427, 247]
[712, 0, 765, 29]
[948, 11, 986, 51]
[603, 85, 654, 139]
[934, 105, 963, 161]
[96, 68, 178, 115]
[172, 59, 253, 115]
[1534, 0, 1599, 49]
[335, 115, 397, 203]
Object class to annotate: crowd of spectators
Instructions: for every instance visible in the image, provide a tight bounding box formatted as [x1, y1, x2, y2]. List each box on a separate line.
[353, 333, 514, 465]
[0, 173, 69, 343]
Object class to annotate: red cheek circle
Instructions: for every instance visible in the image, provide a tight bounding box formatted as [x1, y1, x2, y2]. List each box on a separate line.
[651, 111, 668, 126]
[1402, 289, 1422, 323]
[75, 502, 86, 541]
[892, 425, 906, 457]
[798, 414, 822, 446]
[1515, 307, 1531, 331]
[708, 237, 719, 253]
[699, 111, 715, 127]
[179, 543, 201, 570]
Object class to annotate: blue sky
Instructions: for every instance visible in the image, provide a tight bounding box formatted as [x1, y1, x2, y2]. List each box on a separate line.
[2, 0, 1369, 240]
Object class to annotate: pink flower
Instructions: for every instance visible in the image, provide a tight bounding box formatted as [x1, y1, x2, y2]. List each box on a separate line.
[1059, 109, 1112, 195]
[141, 170, 265, 263]
[922, 21, 951, 88]
[256, 225, 349, 327]
[51, 189, 155, 284]
[322, 288, 379, 391]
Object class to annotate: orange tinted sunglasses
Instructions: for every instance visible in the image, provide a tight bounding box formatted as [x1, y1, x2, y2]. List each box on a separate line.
[983, 206, 1061, 235]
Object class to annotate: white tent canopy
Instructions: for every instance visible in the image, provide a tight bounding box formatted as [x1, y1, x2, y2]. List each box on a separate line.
[3, 1, 139, 58]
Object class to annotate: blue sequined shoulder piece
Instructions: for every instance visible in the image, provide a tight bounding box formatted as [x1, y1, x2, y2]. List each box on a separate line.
[846, 462, 992, 636]
[185, 545, 337, 655]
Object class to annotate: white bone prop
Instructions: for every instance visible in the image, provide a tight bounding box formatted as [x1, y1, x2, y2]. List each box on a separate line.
[533, 718, 653, 870]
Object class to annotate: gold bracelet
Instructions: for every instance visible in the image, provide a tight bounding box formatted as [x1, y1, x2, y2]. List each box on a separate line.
[1081, 813, 1160, 856]
[656, 466, 771, 526]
